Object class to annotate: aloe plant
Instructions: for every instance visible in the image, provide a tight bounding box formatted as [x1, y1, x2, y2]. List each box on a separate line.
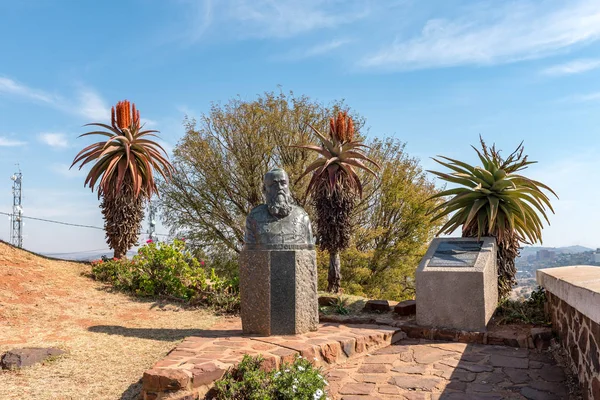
[71, 100, 174, 258]
[427, 138, 558, 299]
[293, 112, 380, 293]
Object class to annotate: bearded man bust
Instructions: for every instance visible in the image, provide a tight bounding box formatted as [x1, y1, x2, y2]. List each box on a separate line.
[244, 168, 314, 248]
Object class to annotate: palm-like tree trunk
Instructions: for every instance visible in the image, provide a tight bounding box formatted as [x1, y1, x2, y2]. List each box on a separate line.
[328, 251, 341, 293]
[101, 177, 146, 259]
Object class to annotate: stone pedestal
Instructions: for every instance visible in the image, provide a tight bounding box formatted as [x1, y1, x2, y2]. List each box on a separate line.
[416, 237, 498, 331]
[240, 245, 318, 336]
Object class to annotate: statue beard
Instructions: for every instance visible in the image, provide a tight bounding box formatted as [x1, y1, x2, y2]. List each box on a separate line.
[267, 192, 294, 218]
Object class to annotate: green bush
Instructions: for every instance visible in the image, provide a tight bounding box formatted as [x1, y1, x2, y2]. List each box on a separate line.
[494, 286, 550, 326]
[213, 354, 328, 400]
[90, 239, 240, 313]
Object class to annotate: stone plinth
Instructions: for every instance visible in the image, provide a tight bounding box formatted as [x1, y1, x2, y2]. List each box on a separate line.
[538, 266, 600, 400]
[240, 245, 318, 336]
[416, 237, 498, 331]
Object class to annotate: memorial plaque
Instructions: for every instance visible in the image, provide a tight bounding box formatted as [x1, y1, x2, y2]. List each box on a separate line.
[416, 237, 498, 331]
[428, 240, 483, 267]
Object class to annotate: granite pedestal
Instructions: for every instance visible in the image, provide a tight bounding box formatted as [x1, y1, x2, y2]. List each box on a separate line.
[416, 237, 498, 331]
[240, 244, 318, 336]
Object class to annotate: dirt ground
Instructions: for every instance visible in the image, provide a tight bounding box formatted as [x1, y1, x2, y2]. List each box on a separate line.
[0, 241, 222, 400]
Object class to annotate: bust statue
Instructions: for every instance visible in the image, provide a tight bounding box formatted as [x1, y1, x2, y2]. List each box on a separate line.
[244, 168, 314, 249]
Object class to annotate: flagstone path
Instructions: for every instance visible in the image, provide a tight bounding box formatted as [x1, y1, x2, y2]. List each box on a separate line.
[325, 339, 570, 400]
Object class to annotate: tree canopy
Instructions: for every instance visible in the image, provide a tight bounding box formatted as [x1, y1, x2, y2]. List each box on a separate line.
[158, 90, 443, 299]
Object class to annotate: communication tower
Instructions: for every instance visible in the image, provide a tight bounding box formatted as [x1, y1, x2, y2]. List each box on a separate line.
[10, 165, 23, 248]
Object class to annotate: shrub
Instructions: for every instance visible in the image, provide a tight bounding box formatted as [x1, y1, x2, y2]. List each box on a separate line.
[494, 286, 550, 326]
[90, 239, 240, 313]
[213, 354, 328, 400]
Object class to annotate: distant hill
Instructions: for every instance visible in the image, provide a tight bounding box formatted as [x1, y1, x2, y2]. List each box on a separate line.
[40, 249, 138, 261]
[519, 245, 595, 258]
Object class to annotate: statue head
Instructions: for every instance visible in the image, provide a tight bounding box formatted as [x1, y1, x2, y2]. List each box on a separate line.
[263, 168, 295, 218]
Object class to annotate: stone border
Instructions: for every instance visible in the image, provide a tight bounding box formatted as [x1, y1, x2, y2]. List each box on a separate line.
[319, 314, 553, 350]
[141, 322, 405, 400]
[538, 266, 600, 400]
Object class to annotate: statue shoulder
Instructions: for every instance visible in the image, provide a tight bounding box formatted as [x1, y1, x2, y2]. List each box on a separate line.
[291, 205, 310, 219]
[247, 204, 268, 220]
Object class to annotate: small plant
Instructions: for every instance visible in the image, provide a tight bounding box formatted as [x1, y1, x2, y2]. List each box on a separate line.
[494, 286, 550, 326]
[90, 239, 240, 313]
[332, 296, 350, 315]
[213, 354, 328, 400]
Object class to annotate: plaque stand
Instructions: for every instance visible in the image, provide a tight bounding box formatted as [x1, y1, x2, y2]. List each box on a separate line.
[416, 237, 498, 331]
[239, 244, 319, 336]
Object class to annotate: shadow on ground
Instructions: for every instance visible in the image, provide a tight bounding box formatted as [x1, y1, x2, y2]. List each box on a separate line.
[438, 342, 575, 399]
[119, 380, 142, 400]
[88, 325, 243, 341]
[325, 339, 580, 399]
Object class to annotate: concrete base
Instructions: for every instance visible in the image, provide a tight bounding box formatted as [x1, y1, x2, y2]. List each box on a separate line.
[240, 248, 318, 336]
[416, 237, 498, 331]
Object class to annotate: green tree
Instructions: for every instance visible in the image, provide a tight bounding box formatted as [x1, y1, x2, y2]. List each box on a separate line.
[427, 138, 557, 300]
[71, 100, 174, 258]
[316, 138, 444, 299]
[158, 91, 442, 297]
[157, 91, 363, 256]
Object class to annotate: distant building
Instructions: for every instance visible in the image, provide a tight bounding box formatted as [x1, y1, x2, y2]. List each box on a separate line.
[593, 249, 600, 264]
[536, 249, 556, 261]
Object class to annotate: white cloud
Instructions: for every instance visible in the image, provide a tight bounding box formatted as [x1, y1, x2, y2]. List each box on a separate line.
[0, 76, 109, 121]
[229, 0, 366, 38]
[361, 0, 600, 71]
[275, 38, 351, 61]
[51, 163, 88, 179]
[38, 133, 69, 148]
[0, 136, 26, 146]
[180, 0, 368, 42]
[542, 58, 600, 76]
[75, 86, 110, 121]
[562, 92, 600, 103]
[0, 76, 58, 104]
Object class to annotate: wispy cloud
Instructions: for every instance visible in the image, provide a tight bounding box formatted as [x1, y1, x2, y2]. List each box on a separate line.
[361, 0, 600, 71]
[542, 58, 600, 76]
[0, 136, 26, 147]
[0, 76, 109, 121]
[180, 0, 368, 42]
[565, 92, 600, 102]
[75, 86, 109, 121]
[0, 76, 58, 104]
[275, 38, 351, 61]
[228, 1, 366, 39]
[51, 163, 88, 179]
[38, 133, 69, 148]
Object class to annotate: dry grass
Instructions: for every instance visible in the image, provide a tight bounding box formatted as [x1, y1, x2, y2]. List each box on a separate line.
[0, 241, 222, 400]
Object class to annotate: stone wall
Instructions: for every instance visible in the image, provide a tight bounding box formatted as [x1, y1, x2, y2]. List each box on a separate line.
[538, 266, 600, 400]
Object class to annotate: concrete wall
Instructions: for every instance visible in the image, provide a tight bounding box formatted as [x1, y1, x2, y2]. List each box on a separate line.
[537, 266, 600, 400]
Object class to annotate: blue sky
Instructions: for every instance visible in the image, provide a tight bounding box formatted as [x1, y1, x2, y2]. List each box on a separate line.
[1, 0, 600, 254]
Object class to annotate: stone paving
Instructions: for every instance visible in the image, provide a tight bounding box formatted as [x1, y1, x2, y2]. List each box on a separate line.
[141, 321, 405, 399]
[325, 338, 570, 400]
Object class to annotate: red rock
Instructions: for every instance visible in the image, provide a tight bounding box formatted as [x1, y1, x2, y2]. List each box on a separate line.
[143, 368, 191, 392]
[0, 347, 65, 370]
[357, 363, 388, 373]
[191, 363, 226, 387]
[339, 382, 376, 395]
[363, 300, 391, 312]
[318, 296, 338, 306]
[394, 300, 416, 316]
[268, 347, 298, 365]
[319, 341, 341, 364]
